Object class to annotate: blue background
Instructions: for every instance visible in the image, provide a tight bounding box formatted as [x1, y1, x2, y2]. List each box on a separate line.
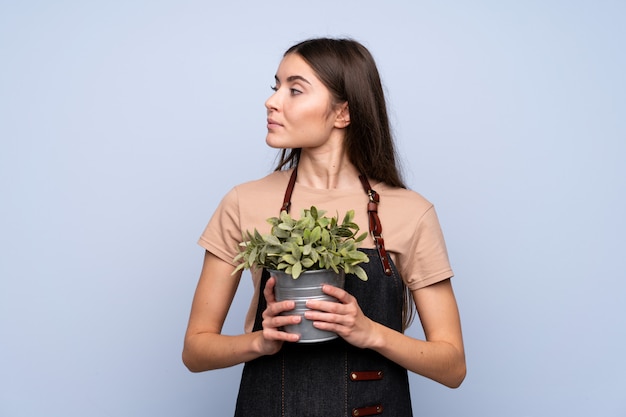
[1, 1, 624, 416]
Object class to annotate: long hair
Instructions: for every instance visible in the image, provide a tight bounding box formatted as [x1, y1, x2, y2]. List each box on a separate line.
[273, 38, 406, 189]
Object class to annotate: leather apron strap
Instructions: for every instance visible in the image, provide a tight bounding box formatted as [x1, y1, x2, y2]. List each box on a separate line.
[358, 175, 393, 276]
[281, 168, 298, 213]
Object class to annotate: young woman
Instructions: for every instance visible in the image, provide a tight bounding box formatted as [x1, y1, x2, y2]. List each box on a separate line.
[183, 38, 466, 416]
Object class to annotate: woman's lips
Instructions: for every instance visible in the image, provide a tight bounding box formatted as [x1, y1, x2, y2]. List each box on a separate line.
[267, 119, 283, 129]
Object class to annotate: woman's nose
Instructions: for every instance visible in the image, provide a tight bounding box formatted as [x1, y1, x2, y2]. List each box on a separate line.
[265, 90, 279, 112]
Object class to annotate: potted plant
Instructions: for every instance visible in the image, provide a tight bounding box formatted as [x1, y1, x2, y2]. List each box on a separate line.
[233, 206, 370, 342]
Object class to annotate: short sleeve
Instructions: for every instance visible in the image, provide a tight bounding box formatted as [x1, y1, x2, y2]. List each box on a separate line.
[400, 205, 454, 290]
[198, 187, 242, 266]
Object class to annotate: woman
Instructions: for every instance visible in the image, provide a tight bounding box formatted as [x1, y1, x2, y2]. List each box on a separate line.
[183, 38, 466, 416]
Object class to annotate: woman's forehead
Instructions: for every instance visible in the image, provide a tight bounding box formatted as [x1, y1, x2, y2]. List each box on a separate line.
[275, 54, 319, 84]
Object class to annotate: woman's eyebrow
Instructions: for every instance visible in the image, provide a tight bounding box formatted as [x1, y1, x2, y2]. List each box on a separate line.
[274, 74, 312, 85]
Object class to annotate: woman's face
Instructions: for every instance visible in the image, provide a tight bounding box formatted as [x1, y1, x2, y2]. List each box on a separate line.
[265, 53, 346, 150]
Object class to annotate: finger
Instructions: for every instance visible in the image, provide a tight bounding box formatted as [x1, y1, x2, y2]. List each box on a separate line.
[263, 276, 277, 303]
[320, 284, 353, 304]
[263, 314, 302, 343]
[264, 300, 297, 318]
[309, 318, 340, 332]
[305, 298, 344, 314]
[263, 327, 301, 343]
[306, 286, 354, 312]
[304, 306, 355, 325]
[266, 312, 302, 327]
[304, 310, 360, 340]
[303, 309, 339, 325]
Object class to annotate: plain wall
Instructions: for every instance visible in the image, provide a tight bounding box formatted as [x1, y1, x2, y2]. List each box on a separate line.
[1, 1, 624, 416]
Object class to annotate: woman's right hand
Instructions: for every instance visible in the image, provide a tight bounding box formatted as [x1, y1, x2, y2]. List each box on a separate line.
[258, 276, 301, 353]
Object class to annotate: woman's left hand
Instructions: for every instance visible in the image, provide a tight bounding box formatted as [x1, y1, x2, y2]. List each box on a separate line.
[303, 284, 378, 349]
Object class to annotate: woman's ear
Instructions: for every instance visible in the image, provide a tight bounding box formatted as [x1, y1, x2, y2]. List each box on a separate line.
[335, 102, 350, 128]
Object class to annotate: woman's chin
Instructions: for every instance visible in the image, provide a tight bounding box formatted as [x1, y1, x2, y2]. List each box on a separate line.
[265, 136, 289, 149]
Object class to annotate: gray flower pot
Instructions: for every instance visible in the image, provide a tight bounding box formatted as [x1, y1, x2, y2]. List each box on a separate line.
[270, 269, 346, 343]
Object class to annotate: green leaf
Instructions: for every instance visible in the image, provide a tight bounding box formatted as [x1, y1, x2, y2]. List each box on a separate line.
[301, 258, 315, 268]
[249, 247, 258, 263]
[335, 227, 354, 238]
[318, 217, 330, 228]
[353, 266, 368, 281]
[310, 248, 319, 264]
[290, 243, 302, 260]
[291, 261, 303, 278]
[355, 232, 368, 243]
[309, 226, 321, 243]
[342, 209, 355, 224]
[232, 262, 246, 275]
[278, 222, 294, 231]
[264, 235, 281, 246]
[277, 262, 290, 270]
[282, 254, 298, 265]
[259, 250, 267, 265]
[273, 227, 290, 239]
[321, 229, 330, 246]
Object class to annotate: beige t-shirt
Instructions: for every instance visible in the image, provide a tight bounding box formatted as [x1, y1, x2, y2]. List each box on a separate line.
[198, 169, 454, 332]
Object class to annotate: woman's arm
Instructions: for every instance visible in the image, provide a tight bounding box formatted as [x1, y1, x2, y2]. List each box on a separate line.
[305, 278, 466, 388]
[182, 251, 300, 372]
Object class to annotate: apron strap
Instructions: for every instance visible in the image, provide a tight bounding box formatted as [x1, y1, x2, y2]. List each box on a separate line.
[359, 175, 393, 276]
[281, 168, 298, 213]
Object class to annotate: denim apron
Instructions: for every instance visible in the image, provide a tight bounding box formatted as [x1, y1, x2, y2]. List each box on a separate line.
[234, 172, 413, 417]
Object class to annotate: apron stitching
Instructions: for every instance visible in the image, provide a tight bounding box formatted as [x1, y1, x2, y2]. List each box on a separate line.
[281, 351, 285, 417]
[344, 349, 349, 417]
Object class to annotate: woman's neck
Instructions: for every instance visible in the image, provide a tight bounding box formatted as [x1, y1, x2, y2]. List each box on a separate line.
[296, 150, 361, 190]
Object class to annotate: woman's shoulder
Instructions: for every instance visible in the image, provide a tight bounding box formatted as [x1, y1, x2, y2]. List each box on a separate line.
[234, 169, 292, 193]
[223, 169, 293, 215]
[376, 182, 434, 213]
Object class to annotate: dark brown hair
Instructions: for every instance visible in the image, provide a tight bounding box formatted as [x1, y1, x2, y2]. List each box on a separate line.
[273, 38, 406, 189]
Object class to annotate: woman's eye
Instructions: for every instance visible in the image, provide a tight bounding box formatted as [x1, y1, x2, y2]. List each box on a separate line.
[269, 85, 301, 95]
